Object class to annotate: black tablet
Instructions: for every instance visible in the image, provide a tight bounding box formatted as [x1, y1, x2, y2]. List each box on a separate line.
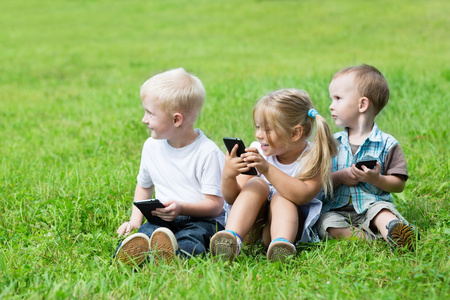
[134, 198, 165, 221]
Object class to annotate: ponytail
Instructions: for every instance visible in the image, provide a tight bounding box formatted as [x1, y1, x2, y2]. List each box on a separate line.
[296, 114, 338, 196]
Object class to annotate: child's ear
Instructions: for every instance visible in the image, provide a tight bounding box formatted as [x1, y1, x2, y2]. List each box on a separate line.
[173, 113, 183, 127]
[292, 125, 303, 141]
[359, 97, 370, 113]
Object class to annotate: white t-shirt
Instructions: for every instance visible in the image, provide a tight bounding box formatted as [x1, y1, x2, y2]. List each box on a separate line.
[137, 129, 226, 225]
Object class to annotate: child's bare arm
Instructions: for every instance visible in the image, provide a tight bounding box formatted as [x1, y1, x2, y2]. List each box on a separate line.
[151, 194, 224, 221]
[268, 167, 322, 205]
[180, 194, 224, 217]
[351, 163, 406, 193]
[117, 183, 153, 237]
[332, 168, 359, 188]
[241, 147, 320, 205]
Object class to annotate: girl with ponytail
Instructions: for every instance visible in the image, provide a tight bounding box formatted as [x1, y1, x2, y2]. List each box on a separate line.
[210, 88, 337, 262]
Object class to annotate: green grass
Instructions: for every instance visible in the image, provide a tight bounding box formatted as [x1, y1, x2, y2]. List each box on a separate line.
[1, 0, 449, 298]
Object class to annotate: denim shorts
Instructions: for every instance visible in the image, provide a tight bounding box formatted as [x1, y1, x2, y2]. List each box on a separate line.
[137, 215, 224, 258]
[316, 201, 408, 240]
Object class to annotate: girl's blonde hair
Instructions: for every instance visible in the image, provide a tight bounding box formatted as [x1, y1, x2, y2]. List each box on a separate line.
[253, 89, 338, 196]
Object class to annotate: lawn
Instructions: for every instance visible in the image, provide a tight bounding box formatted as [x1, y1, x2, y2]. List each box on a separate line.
[0, 0, 449, 299]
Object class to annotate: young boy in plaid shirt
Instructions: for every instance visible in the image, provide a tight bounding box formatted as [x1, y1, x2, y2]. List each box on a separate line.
[317, 64, 416, 250]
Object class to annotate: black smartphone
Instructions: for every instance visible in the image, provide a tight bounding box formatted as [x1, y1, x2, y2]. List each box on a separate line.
[133, 198, 165, 221]
[223, 137, 258, 176]
[355, 159, 377, 170]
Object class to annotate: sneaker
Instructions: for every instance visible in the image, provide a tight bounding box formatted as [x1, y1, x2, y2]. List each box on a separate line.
[150, 227, 179, 262]
[386, 219, 415, 251]
[114, 233, 150, 266]
[267, 238, 296, 262]
[210, 230, 242, 262]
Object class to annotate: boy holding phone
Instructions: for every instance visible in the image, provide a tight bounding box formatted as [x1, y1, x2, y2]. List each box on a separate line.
[114, 68, 226, 266]
[317, 65, 416, 251]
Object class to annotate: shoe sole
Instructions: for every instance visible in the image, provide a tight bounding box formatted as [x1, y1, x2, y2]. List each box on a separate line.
[150, 228, 178, 262]
[210, 231, 238, 262]
[115, 233, 150, 266]
[387, 221, 415, 250]
[267, 241, 296, 262]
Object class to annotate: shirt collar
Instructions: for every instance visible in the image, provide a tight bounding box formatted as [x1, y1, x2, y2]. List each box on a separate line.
[366, 123, 382, 142]
[336, 123, 382, 143]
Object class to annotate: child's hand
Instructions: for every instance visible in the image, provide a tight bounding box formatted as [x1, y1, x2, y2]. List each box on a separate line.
[337, 167, 359, 186]
[117, 221, 139, 237]
[351, 162, 381, 184]
[223, 144, 251, 178]
[151, 201, 182, 222]
[241, 147, 269, 174]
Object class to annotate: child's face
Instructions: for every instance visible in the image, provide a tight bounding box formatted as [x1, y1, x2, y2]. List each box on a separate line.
[141, 95, 175, 140]
[328, 73, 362, 128]
[254, 123, 285, 157]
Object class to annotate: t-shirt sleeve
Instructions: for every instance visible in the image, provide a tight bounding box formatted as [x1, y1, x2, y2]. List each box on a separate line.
[384, 144, 408, 181]
[136, 140, 153, 188]
[201, 148, 225, 197]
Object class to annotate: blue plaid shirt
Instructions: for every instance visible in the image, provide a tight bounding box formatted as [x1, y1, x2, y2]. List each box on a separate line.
[322, 123, 399, 214]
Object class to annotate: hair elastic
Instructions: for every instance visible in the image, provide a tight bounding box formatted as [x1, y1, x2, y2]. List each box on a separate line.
[308, 108, 319, 118]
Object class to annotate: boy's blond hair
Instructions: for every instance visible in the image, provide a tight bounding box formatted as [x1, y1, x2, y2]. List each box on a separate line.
[140, 68, 205, 122]
[253, 89, 338, 196]
[333, 64, 389, 115]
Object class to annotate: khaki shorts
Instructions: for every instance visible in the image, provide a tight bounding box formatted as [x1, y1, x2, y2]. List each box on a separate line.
[316, 201, 408, 240]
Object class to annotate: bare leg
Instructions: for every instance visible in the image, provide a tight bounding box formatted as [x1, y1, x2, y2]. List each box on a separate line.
[243, 201, 268, 244]
[263, 194, 304, 262]
[371, 209, 398, 241]
[264, 194, 299, 245]
[225, 177, 270, 239]
[327, 227, 366, 239]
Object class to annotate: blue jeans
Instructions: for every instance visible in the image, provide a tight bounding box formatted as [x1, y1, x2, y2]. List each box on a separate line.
[137, 215, 224, 258]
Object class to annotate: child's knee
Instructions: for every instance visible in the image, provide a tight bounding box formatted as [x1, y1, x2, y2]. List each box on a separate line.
[244, 177, 270, 193]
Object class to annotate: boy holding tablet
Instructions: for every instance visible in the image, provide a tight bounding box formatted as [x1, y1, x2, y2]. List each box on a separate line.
[114, 68, 226, 266]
